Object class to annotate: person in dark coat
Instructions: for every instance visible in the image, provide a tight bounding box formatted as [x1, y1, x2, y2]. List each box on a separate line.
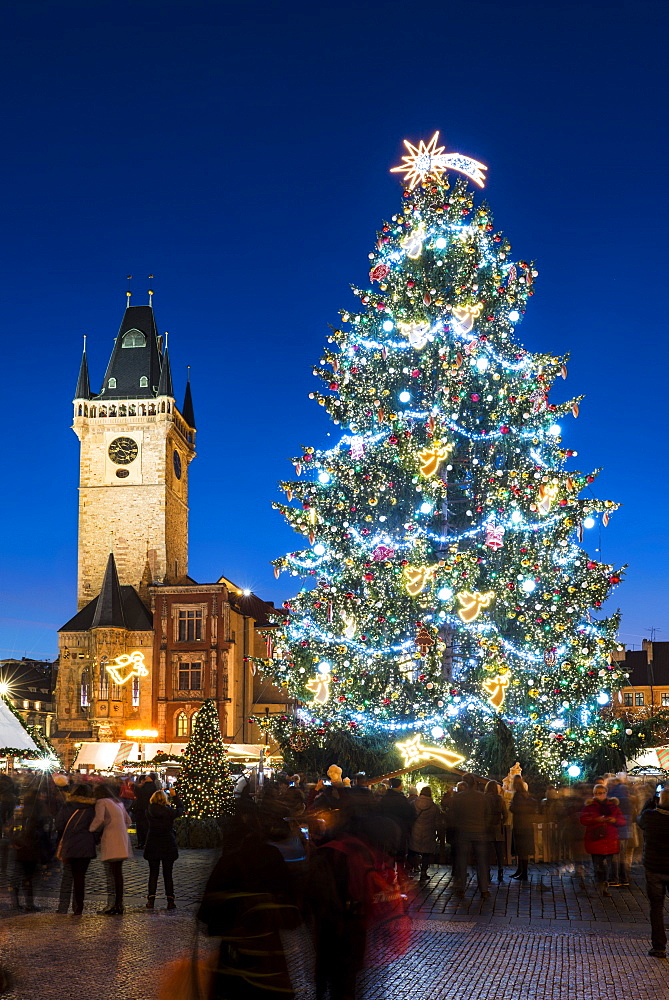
[579, 783, 625, 896]
[484, 781, 508, 883]
[198, 806, 296, 1000]
[509, 776, 537, 882]
[55, 784, 97, 915]
[9, 788, 50, 911]
[144, 790, 182, 910]
[133, 773, 158, 849]
[377, 778, 416, 866]
[637, 787, 669, 957]
[607, 773, 632, 886]
[408, 786, 440, 882]
[449, 775, 490, 897]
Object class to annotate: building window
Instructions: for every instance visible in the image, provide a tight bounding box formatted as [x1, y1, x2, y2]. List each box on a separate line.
[23, 700, 29, 710]
[623, 692, 633, 707]
[132, 676, 140, 707]
[190, 709, 199, 732]
[139, 376, 148, 387]
[175, 712, 188, 738]
[108, 378, 117, 388]
[34, 701, 41, 712]
[122, 329, 146, 348]
[635, 692, 645, 706]
[178, 662, 202, 691]
[99, 664, 109, 700]
[662, 693, 669, 707]
[80, 671, 89, 708]
[178, 608, 203, 642]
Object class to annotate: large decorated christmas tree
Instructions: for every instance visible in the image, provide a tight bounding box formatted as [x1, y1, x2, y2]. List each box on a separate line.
[266, 133, 626, 780]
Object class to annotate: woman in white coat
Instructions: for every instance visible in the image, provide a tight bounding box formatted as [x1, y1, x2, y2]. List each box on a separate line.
[90, 784, 132, 915]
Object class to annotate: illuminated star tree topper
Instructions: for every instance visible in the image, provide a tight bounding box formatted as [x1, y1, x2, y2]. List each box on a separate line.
[391, 131, 488, 190]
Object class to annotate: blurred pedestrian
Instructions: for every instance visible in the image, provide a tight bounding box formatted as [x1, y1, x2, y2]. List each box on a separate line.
[484, 781, 508, 883]
[580, 783, 625, 896]
[144, 790, 181, 910]
[607, 772, 631, 886]
[55, 783, 97, 915]
[9, 788, 49, 912]
[408, 786, 440, 883]
[449, 775, 490, 897]
[637, 787, 669, 958]
[509, 776, 537, 882]
[378, 778, 415, 867]
[90, 784, 132, 915]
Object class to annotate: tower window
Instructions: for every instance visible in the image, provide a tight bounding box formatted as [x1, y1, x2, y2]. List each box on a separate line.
[178, 608, 203, 642]
[132, 675, 140, 707]
[122, 329, 146, 348]
[178, 662, 202, 692]
[80, 670, 89, 708]
[108, 378, 117, 388]
[99, 663, 109, 700]
[139, 376, 148, 388]
[175, 712, 188, 738]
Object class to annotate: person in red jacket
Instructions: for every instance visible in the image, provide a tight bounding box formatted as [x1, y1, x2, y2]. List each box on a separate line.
[580, 784, 625, 896]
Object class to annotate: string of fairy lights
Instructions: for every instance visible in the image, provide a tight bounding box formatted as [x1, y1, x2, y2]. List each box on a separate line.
[256, 133, 626, 779]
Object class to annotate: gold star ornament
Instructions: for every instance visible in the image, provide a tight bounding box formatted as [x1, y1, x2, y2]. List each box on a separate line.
[396, 734, 466, 769]
[391, 132, 488, 190]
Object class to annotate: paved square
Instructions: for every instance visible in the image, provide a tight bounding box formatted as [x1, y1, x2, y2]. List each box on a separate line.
[0, 855, 667, 999]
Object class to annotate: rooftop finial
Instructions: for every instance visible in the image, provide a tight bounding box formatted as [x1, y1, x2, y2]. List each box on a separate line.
[164, 331, 169, 350]
[187, 365, 191, 382]
[126, 275, 132, 307]
[148, 275, 154, 306]
[83, 334, 87, 353]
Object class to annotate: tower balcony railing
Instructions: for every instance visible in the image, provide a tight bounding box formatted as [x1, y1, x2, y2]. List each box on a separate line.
[73, 397, 194, 443]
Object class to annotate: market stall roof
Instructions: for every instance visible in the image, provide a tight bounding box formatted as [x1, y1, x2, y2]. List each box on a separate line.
[73, 741, 282, 769]
[0, 699, 40, 755]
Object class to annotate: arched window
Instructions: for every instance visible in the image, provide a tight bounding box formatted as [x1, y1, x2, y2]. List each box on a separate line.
[139, 376, 148, 388]
[119, 405, 126, 416]
[122, 329, 146, 348]
[190, 709, 199, 733]
[99, 663, 109, 700]
[175, 712, 188, 738]
[80, 670, 89, 708]
[132, 675, 140, 708]
[108, 377, 117, 388]
[77, 405, 83, 416]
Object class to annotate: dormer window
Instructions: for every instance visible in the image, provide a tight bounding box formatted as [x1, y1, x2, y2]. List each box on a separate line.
[108, 378, 117, 388]
[139, 376, 148, 387]
[122, 329, 146, 348]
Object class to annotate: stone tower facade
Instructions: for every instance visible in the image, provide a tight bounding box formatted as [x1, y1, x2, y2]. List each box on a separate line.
[72, 301, 196, 608]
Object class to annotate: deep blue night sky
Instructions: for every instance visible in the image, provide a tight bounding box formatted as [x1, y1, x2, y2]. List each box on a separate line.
[1, 0, 667, 659]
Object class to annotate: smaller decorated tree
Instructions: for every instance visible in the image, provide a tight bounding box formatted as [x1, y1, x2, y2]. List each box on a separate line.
[176, 700, 234, 846]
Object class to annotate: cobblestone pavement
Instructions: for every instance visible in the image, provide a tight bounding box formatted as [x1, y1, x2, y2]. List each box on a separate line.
[0, 855, 667, 999]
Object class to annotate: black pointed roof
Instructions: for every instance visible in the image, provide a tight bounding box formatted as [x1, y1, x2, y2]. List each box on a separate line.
[59, 582, 152, 633]
[74, 346, 92, 400]
[95, 304, 170, 401]
[157, 347, 174, 397]
[182, 379, 196, 428]
[91, 553, 127, 628]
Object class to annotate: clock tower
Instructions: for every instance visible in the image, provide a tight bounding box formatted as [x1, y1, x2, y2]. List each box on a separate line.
[72, 298, 196, 609]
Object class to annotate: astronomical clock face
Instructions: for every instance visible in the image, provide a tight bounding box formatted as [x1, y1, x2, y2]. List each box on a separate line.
[108, 437, 138, 465]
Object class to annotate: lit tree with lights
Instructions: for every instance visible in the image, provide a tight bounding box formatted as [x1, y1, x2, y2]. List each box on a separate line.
[266, 133, 626, 780]
[179, 699, 234, 819]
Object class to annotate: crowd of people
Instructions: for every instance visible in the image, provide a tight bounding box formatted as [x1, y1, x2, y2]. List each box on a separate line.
[0, 762, 668, 997]
[0, 770, 182, 915]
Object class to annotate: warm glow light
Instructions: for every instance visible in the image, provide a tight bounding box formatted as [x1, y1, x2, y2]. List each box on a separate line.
[482, 673, 510, 711]
[0, 682, 10, 697]
[456, 590, 495, 622]
[417, 441, 454, 477]
[396, 734, 466, 769]
[106, 651, 149, 686]
[391, 132, 488, 190]
[403, 565, 437, 596]
[306, 671, 331, 705]
[126, 729, 159, 739]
